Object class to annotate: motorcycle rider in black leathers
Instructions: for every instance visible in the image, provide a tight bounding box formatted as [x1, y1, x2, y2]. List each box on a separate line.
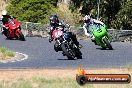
[48, 15, 82, 52]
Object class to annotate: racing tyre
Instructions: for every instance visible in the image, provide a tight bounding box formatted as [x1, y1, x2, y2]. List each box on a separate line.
[19, 31, 25, 41]
[3, 30, 10, 39]
[103, 38, 113, 50]
[61, 43, 75, 60]
[75, 48, 82, 59]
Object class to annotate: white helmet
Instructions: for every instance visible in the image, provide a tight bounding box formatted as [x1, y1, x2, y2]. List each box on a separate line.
[83, 15, 91, 23]
[2, 10, 7, 16]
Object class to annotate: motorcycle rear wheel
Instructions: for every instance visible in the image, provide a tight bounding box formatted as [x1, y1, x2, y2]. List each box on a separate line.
[103, 38, 113, 50]
[61, 43, 75, 60]
[75, 48, 82, 59]
[18, 31, 25, 41]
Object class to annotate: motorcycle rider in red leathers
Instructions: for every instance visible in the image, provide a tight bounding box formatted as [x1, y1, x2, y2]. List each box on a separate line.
[0, 10, 21, 37]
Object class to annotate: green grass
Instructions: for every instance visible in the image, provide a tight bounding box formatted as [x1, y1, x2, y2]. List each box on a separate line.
[32, 77, 93, 88]
[0, 47, 7, 54]
[12, 81, 32, 88]
[0, 47, 15, 60]
[6, 50, 15, 57]
[0, 74, 131, 88]
[0, 80, 32, 88]
[0, 77, 93, 88]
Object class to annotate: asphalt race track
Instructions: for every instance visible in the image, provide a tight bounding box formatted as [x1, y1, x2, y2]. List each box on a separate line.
[0, 35, 132, 69]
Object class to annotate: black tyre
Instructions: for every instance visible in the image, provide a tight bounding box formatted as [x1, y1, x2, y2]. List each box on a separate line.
[75, 48, 82, 59]
[3, 30, 10, 39]
[77, 54, 82, 59]
[61, 43, 75, 60]
[76, 75, 86, 85]
[103, 38, 113, 50]
[19, 31, 25, 41]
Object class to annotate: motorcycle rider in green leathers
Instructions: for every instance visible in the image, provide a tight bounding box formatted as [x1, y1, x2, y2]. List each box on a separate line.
[83, 15, 104, 44]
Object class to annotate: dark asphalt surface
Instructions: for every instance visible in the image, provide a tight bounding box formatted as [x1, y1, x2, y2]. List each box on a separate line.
[0, 35, 132, 69]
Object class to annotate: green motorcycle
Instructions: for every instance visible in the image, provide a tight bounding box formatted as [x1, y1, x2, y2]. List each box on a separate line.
[89, 24, 113, 50]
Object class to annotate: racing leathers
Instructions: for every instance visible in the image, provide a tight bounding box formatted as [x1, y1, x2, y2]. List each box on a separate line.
[48, 21, 81, 52]
[0, 15, 21, 37]
[83, 18, 104, 44]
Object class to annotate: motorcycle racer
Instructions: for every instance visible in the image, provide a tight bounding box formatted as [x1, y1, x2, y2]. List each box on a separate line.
[0, 10, 25, 41]
[48, 14, 82, 52]
[83, 15, 104, 44]
[0, 10, 22, 36]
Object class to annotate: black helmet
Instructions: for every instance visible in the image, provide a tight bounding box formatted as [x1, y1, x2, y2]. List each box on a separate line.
[49, 15, 59, 25]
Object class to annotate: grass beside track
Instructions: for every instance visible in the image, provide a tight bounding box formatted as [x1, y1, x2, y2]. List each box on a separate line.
[0, 77, 93, 88]
[0, 47, 15, 60]
[0, 68, 131, 88]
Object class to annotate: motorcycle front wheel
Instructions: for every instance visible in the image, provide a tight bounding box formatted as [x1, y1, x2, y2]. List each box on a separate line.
[3, 30, 12, 40]
[61, 43, 75, 60]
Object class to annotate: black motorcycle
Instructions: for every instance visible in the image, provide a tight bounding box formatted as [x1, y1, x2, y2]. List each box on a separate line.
[52, 27, 82, 60]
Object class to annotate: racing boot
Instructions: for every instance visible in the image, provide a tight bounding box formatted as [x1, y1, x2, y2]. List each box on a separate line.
[73, 41, 83, 49]
[77, 44, 83, 49]
[91, 39, 97, 45]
